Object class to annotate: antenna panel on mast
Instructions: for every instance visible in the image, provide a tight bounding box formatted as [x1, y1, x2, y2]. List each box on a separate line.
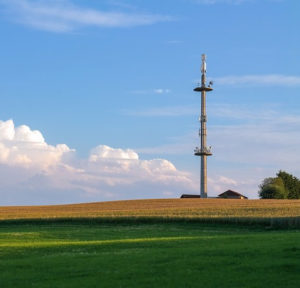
[201, 54, 207, 74]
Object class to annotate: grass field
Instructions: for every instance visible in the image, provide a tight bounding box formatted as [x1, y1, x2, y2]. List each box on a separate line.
[0, 199, 299, 287]
[0, 222, 299, 288]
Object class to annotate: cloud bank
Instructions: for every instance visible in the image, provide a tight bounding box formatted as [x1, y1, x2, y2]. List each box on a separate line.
[0, 0, 171, 32]
[134, 104, 300, 198]
[0, 119, 196, 205]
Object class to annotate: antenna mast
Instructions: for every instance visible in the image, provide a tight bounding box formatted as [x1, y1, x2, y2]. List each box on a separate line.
[194, 54, 213, 198]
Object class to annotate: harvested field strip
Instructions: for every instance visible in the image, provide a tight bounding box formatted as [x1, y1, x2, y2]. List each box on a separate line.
[1, 199, 300, 220]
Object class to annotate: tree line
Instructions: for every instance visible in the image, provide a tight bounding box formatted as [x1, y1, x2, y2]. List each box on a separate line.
[259, 171, 300, 199]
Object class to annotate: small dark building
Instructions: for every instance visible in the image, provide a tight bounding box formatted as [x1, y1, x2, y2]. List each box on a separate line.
[218, 190, 248, 199]
[180, 194, 200, 198]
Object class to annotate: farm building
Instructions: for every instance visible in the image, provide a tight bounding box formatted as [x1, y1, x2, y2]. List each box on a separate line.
[180, 194, 200, 198]
[218, 190, 248, 199]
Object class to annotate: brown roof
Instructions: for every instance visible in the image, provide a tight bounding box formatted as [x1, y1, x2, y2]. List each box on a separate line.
[218, 190, 248, 199]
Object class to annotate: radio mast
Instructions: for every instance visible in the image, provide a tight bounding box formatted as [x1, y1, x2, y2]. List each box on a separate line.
[194, 54, 213, 198]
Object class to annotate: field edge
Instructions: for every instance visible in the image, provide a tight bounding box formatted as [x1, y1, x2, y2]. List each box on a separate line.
[1, 215, 300, 229]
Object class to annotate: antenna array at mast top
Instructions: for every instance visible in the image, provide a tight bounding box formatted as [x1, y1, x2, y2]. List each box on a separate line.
[201, 54, 206, 74]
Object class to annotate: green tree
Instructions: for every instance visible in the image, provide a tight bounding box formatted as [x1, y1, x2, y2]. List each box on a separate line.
[276, 170, 300, 199]
[258, 177, 288, 199]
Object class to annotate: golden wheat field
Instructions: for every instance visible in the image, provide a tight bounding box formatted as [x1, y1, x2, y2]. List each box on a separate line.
[0, 199, 300, 220]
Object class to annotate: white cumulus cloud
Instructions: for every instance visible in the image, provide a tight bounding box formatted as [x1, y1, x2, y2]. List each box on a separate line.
[89, 145, 139, 161]
[0, 119, 196, 205]
[0, 120, 72, 169]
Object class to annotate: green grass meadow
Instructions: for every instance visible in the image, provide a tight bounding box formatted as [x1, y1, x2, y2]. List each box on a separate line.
[1, 221, 299, 288]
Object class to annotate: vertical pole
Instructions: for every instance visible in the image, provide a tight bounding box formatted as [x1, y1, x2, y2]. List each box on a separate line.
[194, 54, 212, 198]
[201, 54, 207, 198]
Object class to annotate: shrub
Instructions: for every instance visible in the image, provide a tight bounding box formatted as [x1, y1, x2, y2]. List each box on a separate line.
[277, 170, 300, 199]
[259, 177, 288, 199]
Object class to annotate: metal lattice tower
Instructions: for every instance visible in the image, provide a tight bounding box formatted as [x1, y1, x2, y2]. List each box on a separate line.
[194, 54, 213, 198]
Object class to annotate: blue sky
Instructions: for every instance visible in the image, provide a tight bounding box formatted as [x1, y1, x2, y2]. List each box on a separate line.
[0, 0, 299, 205]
